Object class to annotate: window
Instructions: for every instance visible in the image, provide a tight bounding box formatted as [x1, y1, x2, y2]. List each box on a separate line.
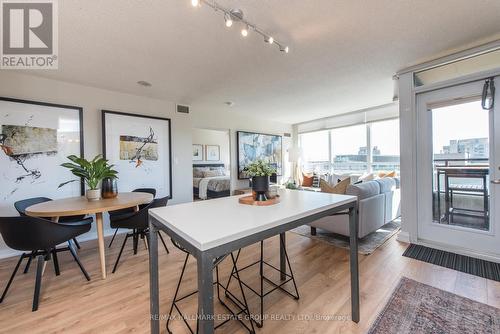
[299, 130, 330, 174]
[331, 124, 367, 173]
[299, 119, 400, 175]
[370, 119, 400, 172]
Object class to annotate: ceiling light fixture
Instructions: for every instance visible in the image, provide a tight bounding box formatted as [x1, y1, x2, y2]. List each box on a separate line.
[279, 45, 289, 53]
[190, 0, 289, 54]
[137, 80, 152, 87]
[241, 25, 249, 37]
[224, 13, 233, 27]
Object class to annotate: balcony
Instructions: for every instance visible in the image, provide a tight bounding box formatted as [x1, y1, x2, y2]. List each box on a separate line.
[433, 158, 489, 231]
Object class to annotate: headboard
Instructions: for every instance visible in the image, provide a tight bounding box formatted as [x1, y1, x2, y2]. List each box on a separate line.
[193, 163, 225, 168]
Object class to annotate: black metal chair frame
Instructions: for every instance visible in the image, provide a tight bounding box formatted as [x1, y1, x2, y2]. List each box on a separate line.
[112, 227, 170, 273]
[224, 234, 300, 328]
[0, 239, 90, 311]
[167, 241, 255, 334]
[108, 188, 157, 248]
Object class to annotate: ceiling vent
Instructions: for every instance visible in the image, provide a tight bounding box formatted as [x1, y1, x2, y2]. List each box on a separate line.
[176, 104, 190, 114]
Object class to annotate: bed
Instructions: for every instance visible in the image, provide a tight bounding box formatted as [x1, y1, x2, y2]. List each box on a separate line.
[193, 164, 231, 199]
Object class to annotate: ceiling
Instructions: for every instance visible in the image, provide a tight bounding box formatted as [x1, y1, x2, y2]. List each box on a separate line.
[24, 0, 500, 124]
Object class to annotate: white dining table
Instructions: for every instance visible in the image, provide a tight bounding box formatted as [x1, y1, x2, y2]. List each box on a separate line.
[148, 189, 359, 334]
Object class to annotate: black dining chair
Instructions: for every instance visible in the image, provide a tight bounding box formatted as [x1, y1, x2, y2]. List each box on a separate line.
[14, 197, 91, 249]
[14, 197, 92, 274]
[0, 216, 91, 311]
[111, 196, 169, 273]
[108, 188, 156, 248]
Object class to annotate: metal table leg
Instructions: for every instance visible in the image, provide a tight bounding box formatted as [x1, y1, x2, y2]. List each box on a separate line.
[280, 232, 286, 280]
[149, 222, 160, 334]
[197, 252, 215, 334]
[349, 205, 359, 323]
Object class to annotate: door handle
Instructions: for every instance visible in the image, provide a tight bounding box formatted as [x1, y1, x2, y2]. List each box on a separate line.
[492, 179, 500, 184]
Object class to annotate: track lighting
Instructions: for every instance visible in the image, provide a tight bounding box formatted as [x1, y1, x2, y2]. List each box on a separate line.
[224, 13, 233, 27]
[241, 25, 249, 37]
[190, 0, 289, 54]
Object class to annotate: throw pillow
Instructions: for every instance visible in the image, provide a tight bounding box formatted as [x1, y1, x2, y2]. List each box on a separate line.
[385, 171, 396, 177]
[203, 169, 224, 177]
[302, 173, 313, 187]
[320, 177, 350, 194]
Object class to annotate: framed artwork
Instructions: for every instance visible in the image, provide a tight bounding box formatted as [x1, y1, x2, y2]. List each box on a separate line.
[0, 97, 84, 216]
[237, 131, 282, 179]
[205, 145, 220, 161]
[102, 110, 172, 199]
[193, 144, 203, 161]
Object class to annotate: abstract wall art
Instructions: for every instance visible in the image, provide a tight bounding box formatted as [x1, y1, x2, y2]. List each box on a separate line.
[102, 110, 172, 198]
[193, 144, 203, 161]
[237, 131, 282, 179]
[0, 97, 84, 215]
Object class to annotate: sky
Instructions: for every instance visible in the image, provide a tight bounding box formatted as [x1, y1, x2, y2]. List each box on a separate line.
[432, 100, 489, 153]
[299, 119, 400, 161]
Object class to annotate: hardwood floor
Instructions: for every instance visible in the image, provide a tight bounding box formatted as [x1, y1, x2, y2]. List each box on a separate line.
[0, 231, 498, 333]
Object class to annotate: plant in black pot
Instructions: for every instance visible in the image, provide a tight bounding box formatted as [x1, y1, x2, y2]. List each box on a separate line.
[244, 160, 277, 201]
[59, 155, 118, 201]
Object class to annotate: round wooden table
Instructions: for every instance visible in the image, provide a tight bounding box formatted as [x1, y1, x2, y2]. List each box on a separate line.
[26, 192, 154, 279]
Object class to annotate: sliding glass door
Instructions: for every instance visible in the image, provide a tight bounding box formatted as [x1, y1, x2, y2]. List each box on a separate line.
[416, 77, 500, 258]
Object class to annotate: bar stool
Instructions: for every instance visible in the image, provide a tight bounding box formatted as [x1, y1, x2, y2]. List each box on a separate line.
[167, 239, 255, 334]
[224, 234, 300, 328]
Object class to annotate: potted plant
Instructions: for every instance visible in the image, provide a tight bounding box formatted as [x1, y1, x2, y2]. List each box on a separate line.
[244, 160, 277, 201]
[60, 155, 118, 201]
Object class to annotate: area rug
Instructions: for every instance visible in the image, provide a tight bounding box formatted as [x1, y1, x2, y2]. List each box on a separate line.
[368, 277, 500, 334]
[403, 243, 500, 282]
[291, 218, 400, 255]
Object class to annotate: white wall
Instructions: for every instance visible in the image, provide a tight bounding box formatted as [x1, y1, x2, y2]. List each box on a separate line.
[0, 72, 292, 258]
[192, 128, 230, 169]
[191, 108, 292, 191]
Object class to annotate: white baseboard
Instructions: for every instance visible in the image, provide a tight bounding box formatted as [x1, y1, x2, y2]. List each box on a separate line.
[396, 230, 410, 243]
[0, 229, 127, 260]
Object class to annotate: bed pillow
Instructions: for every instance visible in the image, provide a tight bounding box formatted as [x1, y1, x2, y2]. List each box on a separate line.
[193, 167, 209, 178]
[203, 169, 225, 177]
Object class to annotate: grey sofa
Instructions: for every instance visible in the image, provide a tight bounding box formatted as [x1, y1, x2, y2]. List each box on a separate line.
[309, 177, 400, 238]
